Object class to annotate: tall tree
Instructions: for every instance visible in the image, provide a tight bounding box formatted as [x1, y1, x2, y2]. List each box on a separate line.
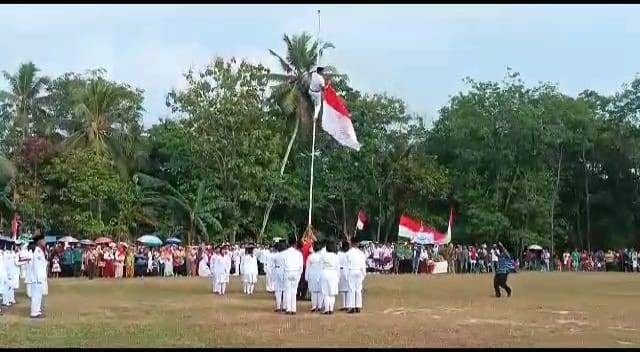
[0, 62, 50, 142]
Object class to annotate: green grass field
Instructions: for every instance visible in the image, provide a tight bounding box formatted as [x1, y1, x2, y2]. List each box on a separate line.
[0, 272, 639, 347]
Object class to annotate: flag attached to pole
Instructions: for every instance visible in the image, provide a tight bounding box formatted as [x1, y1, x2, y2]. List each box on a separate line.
[321, 84, 361, 151]
[356, 210, 368, 230]
[397, 209, 454, 245]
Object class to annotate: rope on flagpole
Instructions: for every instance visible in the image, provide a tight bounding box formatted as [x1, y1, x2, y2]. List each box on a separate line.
[307, 9, 321, 230]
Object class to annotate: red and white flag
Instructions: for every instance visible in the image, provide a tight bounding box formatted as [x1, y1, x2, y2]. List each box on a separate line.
[321, 84, 361, 151]
[398, 209, 454, 245]
[356, 210, 368, 230]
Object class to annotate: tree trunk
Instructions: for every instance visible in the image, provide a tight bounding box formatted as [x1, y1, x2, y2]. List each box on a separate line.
[376, 190, 383, 242]
[550, 143, 563, 259]
[258, 116, 300, 242]
[342, 196, 347, 240]
[583, 144, 591, 252]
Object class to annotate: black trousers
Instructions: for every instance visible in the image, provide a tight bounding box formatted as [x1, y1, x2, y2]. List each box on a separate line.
[493, 273, 511, 297]
[298, 268, 309, 300]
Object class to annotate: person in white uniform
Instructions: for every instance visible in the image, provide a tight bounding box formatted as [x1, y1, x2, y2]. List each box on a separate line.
[338, 241, 350, 311]
[272, 240, 286, 312]
[28, 234, 48, 318]
[264, 246, 275, 293]
[6, 245, 19, 305]
[0, 247, 6, 313]
[198, 251, 211, 277]
[242, 245, 259, 295]
[19, 244, 33, 298]
[320, 240, 340, 315]
[282, 238, 303, 315]
[212, 246, 231, 295]
[309, 66, 327, 120]
[305, 242, 322, 312]
[346, 238, 367, 314]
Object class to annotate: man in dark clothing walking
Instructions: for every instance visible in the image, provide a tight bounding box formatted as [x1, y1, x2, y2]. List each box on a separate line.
[494, 242, 513, 298]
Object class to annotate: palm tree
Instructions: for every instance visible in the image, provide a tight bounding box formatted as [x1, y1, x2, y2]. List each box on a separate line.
[63, 79, 129, 155]
[0, 62, 50, 140]
[258, 32, 342, 240]
[134, 173, 220, 245]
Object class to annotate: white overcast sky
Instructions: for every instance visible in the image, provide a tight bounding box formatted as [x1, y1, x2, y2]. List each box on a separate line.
[2, 4, 640, 127]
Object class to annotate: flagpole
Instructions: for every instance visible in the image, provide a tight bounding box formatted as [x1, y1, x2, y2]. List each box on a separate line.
[307, 9, 321, 230]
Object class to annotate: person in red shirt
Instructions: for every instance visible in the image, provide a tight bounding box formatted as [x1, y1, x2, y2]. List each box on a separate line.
[298, 229, 316, 301]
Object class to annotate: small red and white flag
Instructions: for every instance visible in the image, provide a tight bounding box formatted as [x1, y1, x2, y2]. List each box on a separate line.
[398, 209, 454, 245]
[356, 210, 368, 230]
[322, 84, 361, 151]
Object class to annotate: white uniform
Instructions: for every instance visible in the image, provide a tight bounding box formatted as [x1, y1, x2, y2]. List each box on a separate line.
[282, 247, 303, 313]
[242, 254, 258, 295]
[309, 71, 325, 120]
[346, 247, 367, 310]
[28, 246, 47, 317]
[305, 251, 322, 310]
[4, 251, 17, 304]
[212, 254, 230, 295]
[209, 254, 218, 293]
[0, 252, 7, 309]
[320, 251, 340, 313]
[263, 251, 274, 292]
[21, 249, 33, 298]
[271, 251, 286, 311]
[337, 251, 349, 309]
[198, 256, 211, 277]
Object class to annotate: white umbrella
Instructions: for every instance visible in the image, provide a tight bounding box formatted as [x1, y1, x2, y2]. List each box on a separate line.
[58, 236, 79, 243]
[528, 244, 543, 251]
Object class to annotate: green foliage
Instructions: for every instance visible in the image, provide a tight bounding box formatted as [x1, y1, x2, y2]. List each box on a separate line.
[2, 36, 640, 253]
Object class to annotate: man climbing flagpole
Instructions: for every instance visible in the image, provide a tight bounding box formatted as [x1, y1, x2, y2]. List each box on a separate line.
[307, 10, 361, 231]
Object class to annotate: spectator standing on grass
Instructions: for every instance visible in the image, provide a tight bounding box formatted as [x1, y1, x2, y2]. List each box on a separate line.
[542, 249, 550, 272]
[412, 243, 422, 274]
[470, 246, 478, 273]
[51, 256, 61, 278]
[86, 247, 97, 279]
[571, 249, 581, 272]
[73, 245, 83, 278]
[462, 246, 470, 273]
[62, 247, 73, 277]
[125, 249, 134, 278]
[631, 249, 638, 272]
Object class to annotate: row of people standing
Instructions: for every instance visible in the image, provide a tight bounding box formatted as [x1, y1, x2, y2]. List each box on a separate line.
[271, 237, 367, 315]
[0, 235, 48, 318]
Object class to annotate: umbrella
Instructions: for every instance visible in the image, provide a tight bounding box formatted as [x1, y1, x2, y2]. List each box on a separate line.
[528, 244, 543, 251]
[165, 237, 182, 245]
[95, 237, 112, 245]
[58, 236, 79, 243]
[80, 239, 95, 246]
[136, 235, 163, 247]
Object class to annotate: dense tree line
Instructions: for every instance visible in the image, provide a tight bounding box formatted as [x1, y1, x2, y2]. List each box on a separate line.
[2, 33, 640, 253]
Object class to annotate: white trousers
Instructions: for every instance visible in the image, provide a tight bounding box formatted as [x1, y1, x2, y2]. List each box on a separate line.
[309, 90, 322, 120]
[30, 282, 44, 317]
[284, 271, 300, 313]
[265, 272, 274, 292]
[26, 283, 31, 298]
[347, 270, 364, 309]
[275, 290, 284, 310]
[234, 261, 240, 276]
